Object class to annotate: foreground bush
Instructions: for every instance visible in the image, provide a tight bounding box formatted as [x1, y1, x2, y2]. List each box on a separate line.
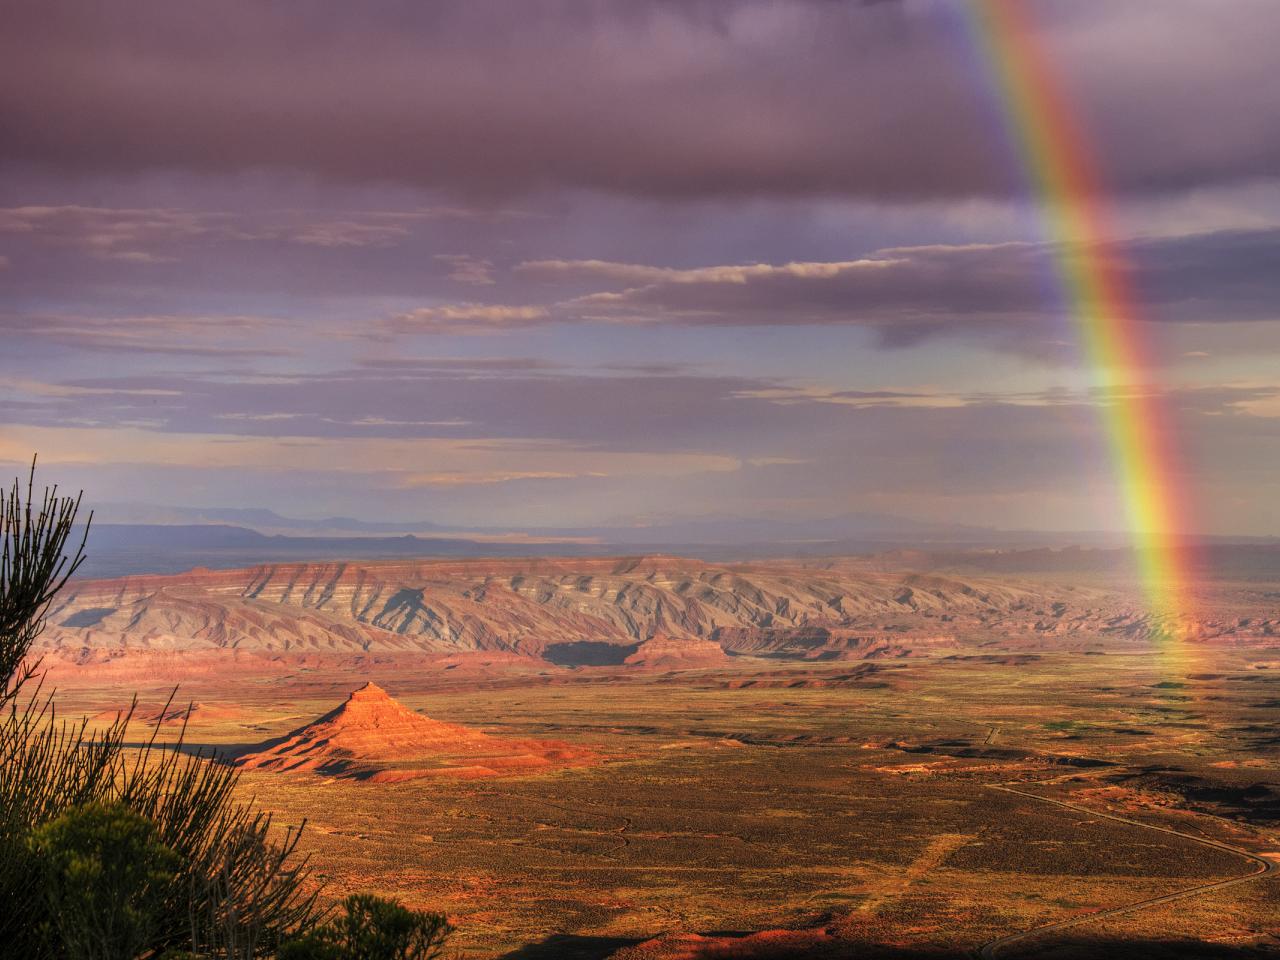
[1, 463, 455, 958]
[277, 895, 453, 960]
[0, 463, 319, 957]
[29, 801, 181, 960]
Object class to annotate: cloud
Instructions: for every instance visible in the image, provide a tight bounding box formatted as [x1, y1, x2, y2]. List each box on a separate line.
[435, 254, 496, 285]
[1173, 382, 1280, 419]
[3, 2, 1278, 200]
[322, 416, 472, 428]
[0, 206, 216, 262]
[732, 385, 972, 409]
[213, 412, 302, 422]
[1, 313, 295, 357]
[398, 470, 591, 487]
[7, 371, 1278, 533]
[287, 220, 410, 248]
[552, 246, 1052, 349]
[386, 303, 550, 335]
[514, 229, 1280, 356]
[0, 424, 741, 484]
[0, 205, 494, 265]
[0, 376, 183, 400]
[356, 356, 558, 374]
[13, 359, 1275, 460]
[519, 259, 679, 285]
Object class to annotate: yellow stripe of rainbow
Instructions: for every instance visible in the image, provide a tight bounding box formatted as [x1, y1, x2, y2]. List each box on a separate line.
[962, 0, 1198, 643]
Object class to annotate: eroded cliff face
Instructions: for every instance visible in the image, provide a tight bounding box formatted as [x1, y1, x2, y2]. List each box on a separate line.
[36, 556, 1275, 668]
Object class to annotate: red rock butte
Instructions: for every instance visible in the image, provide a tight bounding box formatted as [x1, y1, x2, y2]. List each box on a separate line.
[235, 682, 594, 781]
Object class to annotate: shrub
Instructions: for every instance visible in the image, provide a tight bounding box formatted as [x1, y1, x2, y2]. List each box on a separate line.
[0, 462, 320, 957]
[29, 801, 181, 960]
[277, 895, 453, 960]
[0, 671, 319, 960]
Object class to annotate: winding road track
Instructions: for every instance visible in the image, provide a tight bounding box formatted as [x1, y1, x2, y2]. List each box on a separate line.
[975, 780, 1278, 958]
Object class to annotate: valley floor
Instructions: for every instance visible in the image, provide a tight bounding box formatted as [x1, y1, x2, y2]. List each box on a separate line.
[54, 648, 1280, 958]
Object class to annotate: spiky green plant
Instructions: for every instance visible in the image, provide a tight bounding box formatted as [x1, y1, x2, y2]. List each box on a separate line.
[0, 458, 88, 702]
[0, 461, 322, 957]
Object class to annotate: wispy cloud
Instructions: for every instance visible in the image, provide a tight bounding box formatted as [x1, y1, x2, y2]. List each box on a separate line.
[0, 206, 216, 262]
[0, 424, 740, 481]
[0, 375, 184, 399]
[212, 411, 302, 422]
[287, 220, 410, 248]
[510, 230, 1280, 358]
[0, 205, 521, 264]
[398, 469, 591, 487]
[355, 356, 558, 374]
[435, 254, 496, 286]
[385, 303, 549, 335]
[2, 313, 296, 357]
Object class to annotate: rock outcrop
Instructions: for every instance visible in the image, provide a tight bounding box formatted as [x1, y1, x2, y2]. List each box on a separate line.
[623, 635, 730, 670]
[235, 682, 593, 781]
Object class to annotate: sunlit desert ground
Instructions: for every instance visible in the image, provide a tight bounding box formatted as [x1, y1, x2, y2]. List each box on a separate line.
[40, 561, 1280, 958]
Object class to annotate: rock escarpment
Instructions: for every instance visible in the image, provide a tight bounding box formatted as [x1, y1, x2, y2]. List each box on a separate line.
[38, 556, 1256, 669]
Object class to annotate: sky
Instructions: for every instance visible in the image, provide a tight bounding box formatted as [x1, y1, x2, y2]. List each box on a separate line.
[2, 0, 1278, 536]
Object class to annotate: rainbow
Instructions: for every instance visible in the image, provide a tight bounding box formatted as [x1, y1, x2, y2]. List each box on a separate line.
[958, 1, 1199, 643]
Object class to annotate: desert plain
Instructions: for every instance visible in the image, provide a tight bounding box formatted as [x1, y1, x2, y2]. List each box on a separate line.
[35, 555, 1280, 958]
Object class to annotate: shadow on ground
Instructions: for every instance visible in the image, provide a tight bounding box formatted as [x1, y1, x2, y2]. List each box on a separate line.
[122, 740, 260, 761]
[495, 934, 645, 959]
[495, 935, 1280, 959]
[542, 641, 639, 666]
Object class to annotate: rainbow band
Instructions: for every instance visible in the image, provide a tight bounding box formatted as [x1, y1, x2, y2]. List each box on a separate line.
[961, 1, 1196, 638]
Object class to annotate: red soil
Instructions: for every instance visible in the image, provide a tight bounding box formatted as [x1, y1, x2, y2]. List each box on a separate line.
[90, 700, 246, 726]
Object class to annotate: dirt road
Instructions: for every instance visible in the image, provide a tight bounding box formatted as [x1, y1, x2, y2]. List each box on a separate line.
[976, 781, 1278, 957]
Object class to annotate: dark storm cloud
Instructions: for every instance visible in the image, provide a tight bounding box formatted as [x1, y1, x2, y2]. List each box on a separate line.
[3, 1, 1277, 200]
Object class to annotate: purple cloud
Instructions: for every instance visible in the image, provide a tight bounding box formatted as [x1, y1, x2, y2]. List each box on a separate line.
[3, 1, 1277, 200]
[515, 229, 1280, 353]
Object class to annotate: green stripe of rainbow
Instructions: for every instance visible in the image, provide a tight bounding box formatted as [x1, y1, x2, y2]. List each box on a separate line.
[961, 1, 1198, 640]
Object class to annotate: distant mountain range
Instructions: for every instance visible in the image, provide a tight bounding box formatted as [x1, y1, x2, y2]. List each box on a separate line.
[74, 524, 604, 579]
[74, 504, 1278, 580]
[98, 501, 1050, 541]
[92, 503, 453, 536]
